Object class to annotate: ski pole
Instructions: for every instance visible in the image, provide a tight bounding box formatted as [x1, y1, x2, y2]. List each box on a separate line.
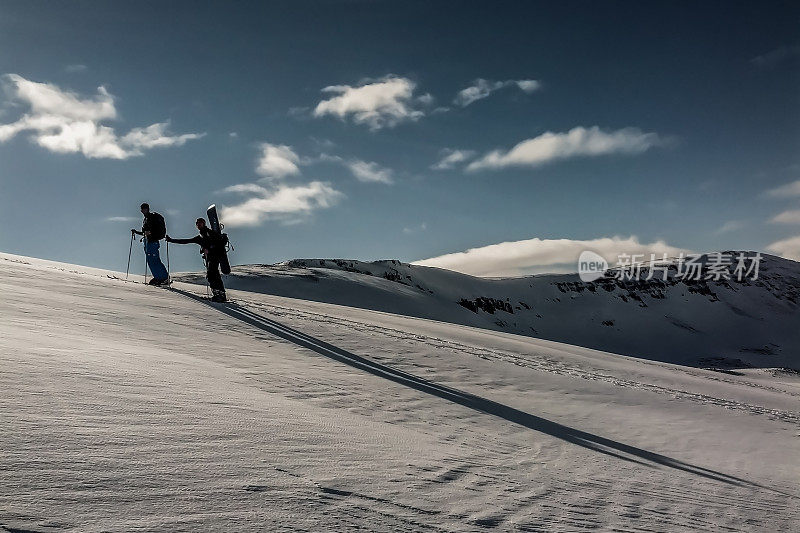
[143, 237, 149, 283]
[125, 232, 134, 280]
[166, 240, 171, 283]
[203, 255, 210, 298]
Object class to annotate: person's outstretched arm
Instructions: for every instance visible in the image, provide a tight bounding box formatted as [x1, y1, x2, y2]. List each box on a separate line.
[166, 234, 202, 245]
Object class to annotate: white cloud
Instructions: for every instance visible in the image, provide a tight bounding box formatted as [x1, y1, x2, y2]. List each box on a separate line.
[120, 122, 204, 152]
[417, 93, 435, 105]
[715, 220, 746, 234]
[219, 142, 393, 228]
[36, 120, 129, 159]
[770, 209, 800, 224]
[453, 78, 541, 107]
[221, 183, 271, 195]
[414, 236, 689, 277]
[764, 180, 800, 198]
[431, 149, 476, 170]
[403, 222, 427, 234]
[106, 216, 137, 222]
[454, 79, 503, 107]
[317, 153, 394, 184]
[766, 235, 800, 261]
[218, 143, 344, 227]
[220, 182, 343, 227]
[467, 126, 665, 171]
[345, 159, 393, 184]
[514, 80, 540, 93]
[255, 142, 301, 180]
[8, 74, 115, 121]
[312, 75, 424, 130]
[0, 74, 203, 159]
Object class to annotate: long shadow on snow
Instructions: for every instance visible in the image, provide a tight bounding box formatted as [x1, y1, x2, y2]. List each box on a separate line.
[171, 288, 775, 491]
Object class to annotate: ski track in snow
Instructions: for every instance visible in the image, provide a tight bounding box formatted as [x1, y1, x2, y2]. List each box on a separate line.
[236, 297, 800, 427]
[1, 255, 799, 532]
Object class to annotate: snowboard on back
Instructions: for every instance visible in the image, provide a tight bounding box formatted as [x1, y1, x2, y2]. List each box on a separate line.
[206, 204, 231, 275]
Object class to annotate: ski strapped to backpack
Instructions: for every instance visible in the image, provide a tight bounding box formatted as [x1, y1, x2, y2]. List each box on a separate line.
[206, 204, 232, 275]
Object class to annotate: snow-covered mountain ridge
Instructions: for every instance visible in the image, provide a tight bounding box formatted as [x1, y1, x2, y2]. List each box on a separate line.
[176, 252, 800, 369]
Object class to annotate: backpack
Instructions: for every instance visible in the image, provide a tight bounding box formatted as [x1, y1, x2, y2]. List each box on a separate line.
[149, 213, 167, 241]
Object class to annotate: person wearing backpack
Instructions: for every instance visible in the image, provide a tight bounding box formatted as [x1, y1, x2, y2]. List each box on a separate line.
[132, 202, 169, 285]
[166, 217, 227, 302]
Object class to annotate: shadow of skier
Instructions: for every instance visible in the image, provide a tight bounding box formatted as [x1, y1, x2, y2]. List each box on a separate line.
[170, 287, 789, 494]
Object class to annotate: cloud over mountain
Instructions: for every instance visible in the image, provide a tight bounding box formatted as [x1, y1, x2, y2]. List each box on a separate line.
[415, 235, 689, 277]
[767, 235, 800, 261]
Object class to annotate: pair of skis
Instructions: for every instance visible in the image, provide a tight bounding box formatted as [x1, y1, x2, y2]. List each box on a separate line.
[108, 274, 234, 303]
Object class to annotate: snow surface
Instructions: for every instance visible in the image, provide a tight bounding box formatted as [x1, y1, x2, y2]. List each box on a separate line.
[176, 255, 800, 370]
[2, 252, 799, 532]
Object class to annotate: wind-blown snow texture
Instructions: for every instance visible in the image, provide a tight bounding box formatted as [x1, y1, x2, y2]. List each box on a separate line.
[2, 252, 799, 532]
[176, 254, 800, 370]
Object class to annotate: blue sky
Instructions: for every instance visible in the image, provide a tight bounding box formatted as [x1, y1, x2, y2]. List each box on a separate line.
[0, 1, 798, 275]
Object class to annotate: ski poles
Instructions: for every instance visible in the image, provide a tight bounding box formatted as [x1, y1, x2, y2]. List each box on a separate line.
[166, 240, 171, 284]
[126, 231, 134, 280]
[143, 237, 149, 283]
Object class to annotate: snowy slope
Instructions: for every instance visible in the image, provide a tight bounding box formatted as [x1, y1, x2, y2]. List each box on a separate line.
[2, 252, 800, 532]
[175, 254, 800, 370]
